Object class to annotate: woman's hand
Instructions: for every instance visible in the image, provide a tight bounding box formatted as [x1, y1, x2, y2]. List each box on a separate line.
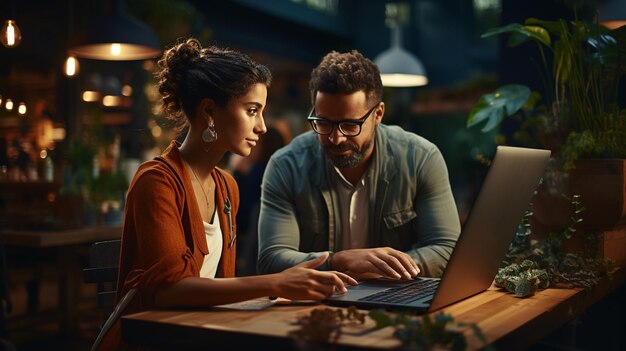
[272, 253, 358, 301]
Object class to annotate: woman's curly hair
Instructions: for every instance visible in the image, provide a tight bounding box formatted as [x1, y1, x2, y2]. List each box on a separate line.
[309, 50, 382, 105]
[155, 38, 272, 132]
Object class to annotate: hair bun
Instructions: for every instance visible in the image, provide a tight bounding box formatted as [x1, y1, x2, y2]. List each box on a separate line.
[162, 38, 203, 75]
[156, 38, 205, 120]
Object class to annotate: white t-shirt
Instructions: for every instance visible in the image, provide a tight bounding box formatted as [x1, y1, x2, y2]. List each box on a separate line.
[332, 166, 370, 250]
[199, 211, 223, 278]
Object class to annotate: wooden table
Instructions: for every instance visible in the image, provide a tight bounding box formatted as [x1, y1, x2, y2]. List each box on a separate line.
[1, 226, 122, 335]
[122, 268, 625, 350]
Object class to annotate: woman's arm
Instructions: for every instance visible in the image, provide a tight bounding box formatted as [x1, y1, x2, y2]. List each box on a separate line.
[154, 254, 357, 307]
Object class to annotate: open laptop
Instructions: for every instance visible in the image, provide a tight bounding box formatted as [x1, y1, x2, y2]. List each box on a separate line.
[324, 146, 551, 312]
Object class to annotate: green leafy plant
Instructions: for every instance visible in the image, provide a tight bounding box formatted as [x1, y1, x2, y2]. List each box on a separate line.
[288, 306, 366, 348]
[467, 13, 626, 171]
[495, 260, 550, 297]
[496, 194, 615, 298]
[369, 310, 493, 351]
[290, 307, 493, 351]
[88, 171, 128, 206]
[59, 138, 97, 196]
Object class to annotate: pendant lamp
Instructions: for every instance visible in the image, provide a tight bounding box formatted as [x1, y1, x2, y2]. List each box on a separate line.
[374, 27, 428, 87]
[374, 2, 428, 87]
[68, 0, 161, 61]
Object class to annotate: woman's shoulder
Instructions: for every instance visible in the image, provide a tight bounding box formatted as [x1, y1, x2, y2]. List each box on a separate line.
[128, 159, 184, 198]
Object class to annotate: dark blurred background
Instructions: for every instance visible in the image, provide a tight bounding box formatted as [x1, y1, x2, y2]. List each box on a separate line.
[0, 0, 621, 350]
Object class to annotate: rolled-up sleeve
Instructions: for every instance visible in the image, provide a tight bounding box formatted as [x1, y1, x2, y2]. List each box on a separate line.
[120, 168, 201, 307]
[408, 147, 461, 277]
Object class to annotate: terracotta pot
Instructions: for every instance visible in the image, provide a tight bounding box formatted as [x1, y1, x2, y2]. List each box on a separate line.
[570, 159, 626, 229]
[531, 159, 626, 233]
[531, 158, 626, 266]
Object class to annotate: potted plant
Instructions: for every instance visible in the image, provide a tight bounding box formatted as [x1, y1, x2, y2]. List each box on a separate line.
[88, 170, 127, 227]
[56, 138, 97, 229]
[467, 8, 626, 266]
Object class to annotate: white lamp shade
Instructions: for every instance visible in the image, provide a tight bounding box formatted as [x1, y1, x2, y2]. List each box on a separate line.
[600, 0, 626, 29]
[375, 45, 428, 87]
[374, 26, 428, 88]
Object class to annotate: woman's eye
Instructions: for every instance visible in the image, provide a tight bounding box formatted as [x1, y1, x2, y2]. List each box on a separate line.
[247, 108, 258, 116]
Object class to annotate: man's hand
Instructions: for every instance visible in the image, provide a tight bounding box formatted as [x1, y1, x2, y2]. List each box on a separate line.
[331, 247, 420, 280]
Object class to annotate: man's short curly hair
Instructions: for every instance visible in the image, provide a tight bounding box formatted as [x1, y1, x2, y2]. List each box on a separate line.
[309, 50, 383, 105]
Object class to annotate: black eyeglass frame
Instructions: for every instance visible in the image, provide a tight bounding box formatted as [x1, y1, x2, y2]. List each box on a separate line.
[307, 103, 380, 137]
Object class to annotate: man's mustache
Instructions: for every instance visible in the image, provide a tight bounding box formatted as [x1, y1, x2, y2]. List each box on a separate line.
[324, 142, 358, 152]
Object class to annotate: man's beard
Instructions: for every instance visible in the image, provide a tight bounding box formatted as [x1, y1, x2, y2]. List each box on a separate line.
[323, 136, 374, 169]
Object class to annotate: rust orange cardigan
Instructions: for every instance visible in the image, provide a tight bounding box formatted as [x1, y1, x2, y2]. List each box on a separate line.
[99, 141, 239, 351]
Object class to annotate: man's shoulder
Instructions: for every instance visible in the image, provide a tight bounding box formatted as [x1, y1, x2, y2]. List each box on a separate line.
[271, 131, 319, 163]
[378, 124, 438, 156]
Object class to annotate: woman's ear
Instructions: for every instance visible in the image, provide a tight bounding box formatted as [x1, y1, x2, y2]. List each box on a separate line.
[199, 98, 216, 117]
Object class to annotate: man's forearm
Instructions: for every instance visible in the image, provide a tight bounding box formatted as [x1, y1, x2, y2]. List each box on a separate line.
[407, 243, 456, 277]
[257, 248, 332, 274]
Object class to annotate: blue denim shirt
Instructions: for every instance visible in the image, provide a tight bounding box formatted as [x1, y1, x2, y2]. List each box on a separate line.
[257, 124, 461, 277]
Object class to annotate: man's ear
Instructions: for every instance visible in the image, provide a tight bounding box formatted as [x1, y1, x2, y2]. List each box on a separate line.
[375, 102, 385, 124]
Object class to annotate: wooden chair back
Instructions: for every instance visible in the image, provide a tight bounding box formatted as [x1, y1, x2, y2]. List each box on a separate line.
[83, 239, 120, 309]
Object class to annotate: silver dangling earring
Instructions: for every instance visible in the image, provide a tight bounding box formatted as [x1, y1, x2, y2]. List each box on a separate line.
[202, 118, 218, 143]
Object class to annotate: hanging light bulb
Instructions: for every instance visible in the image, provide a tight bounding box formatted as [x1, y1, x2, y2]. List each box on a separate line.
[110, 43, 122, 56]
[1, 19, 22, 48]
[17, 102, 27, 115]
[64, 55, 80, 77]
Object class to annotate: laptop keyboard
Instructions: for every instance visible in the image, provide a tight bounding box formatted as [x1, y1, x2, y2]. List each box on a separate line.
[358, 279, 439, 304]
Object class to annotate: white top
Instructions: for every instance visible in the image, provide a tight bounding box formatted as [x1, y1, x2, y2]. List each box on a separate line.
[332, 166, 370, 250]
[199, 211, 223, 278]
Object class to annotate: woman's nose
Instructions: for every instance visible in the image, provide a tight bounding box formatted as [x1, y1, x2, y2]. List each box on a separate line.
[256, 114, 267, 134]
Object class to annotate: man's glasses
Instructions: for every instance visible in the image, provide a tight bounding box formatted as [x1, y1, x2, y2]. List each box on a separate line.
[307, 103, 379, 137]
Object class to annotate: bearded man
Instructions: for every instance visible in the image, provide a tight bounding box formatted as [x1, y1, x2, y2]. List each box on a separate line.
[257, 50, 460, 280]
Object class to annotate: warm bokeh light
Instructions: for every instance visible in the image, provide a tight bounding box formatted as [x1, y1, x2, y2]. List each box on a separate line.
[121, 84, 133, 96]
[64, 56, 79, 77]
[102, 95, 122, 107]
[151, 125, 162, 138]
[5, 99, 13, 111]
[601, 20, 626, 29]
[144, 83, 159, 102]
[40, 149, 48, 159]
[17, 102, 26, 115]
[111, 43, 122, 56]
[151, 104, 161, 115]
[82, 91, 101, 102]
[1, 20, 22, 48]
[143, 60, 155, 71]
[52, 128, 66, 141]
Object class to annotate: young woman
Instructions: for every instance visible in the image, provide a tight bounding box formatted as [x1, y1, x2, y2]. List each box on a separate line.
[97, 39, 356, 351]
